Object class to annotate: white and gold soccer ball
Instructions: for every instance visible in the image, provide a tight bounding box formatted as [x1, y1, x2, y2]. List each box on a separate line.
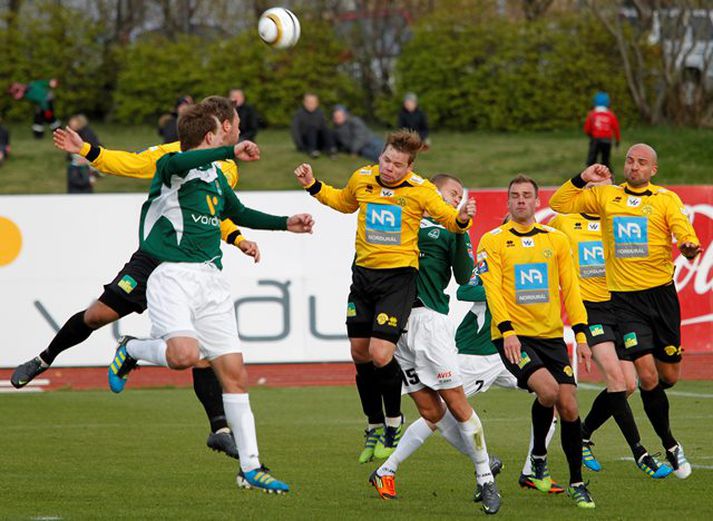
[258, 8, 301, 49]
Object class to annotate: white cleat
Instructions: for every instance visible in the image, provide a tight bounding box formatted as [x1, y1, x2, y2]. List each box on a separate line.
[666, 444, 692, 479]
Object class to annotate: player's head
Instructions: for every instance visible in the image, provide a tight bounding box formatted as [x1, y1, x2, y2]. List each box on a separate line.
[303, 93, 319, 112]
[175, 95, 193, 116]
[431, 173, 464, 209]
[201, 95, 240, 145]
[229, 88, 245, 107]
[507, 174, 539, 224]
[68, 114, 88, 132]
[178, 104, 223, 151]
[403, 92, 418, 112]
[624, 143, 657, 187]
[332, 105, 348, 126]
[379, 129, 422, 184]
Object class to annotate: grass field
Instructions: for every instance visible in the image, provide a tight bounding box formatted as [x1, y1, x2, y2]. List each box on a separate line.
[1, 123, 712, 194]
[2, 382, 711, 520]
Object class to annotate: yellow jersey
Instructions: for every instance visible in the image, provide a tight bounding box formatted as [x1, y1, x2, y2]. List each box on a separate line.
[80, 141, 244, 245]
[306, 165, 471, 269]
[549, 178, 700, 292]
[476, 221, 588, 343]
[548, 213, 609, 303]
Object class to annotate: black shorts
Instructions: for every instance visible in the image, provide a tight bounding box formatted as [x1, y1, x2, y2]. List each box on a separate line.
[98, 250, 161, 317]
[611, 283, 682, 363]
[583, 300, 628, 360]
[346, 265, 418, 344]
[494, 336, 576, 390]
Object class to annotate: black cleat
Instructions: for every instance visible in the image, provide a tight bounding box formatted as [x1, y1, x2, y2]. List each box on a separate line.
[11, 357, 48, 389]
[474, 481, 502, 515]
[207, 430, 239, 459]
[490, 455, 504, 477]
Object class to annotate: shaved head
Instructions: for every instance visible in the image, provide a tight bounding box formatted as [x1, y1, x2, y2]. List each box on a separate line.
[624, 143, 658, 187]
[627, 143, 657, 164]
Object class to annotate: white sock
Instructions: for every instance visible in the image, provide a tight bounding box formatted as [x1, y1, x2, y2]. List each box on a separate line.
[223, 393, 261, 473]
[378, 417, 435, 476]
[385, 416, 402, 428]
[435, 409, 471, 456]
[459, 410, 493, 485]
[522, 417, 557, 475]
[125, 338, 167, 367]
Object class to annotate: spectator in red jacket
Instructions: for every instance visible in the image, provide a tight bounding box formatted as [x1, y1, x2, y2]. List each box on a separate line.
[584, 91, 620, 171]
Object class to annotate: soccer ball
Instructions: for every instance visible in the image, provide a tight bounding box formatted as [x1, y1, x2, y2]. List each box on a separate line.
[258, 8, 301, 49]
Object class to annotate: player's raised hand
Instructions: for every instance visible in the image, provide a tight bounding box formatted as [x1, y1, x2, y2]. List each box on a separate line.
[234, 140, 261, 162]
[287, 213, 315, 234]
[53, 127, 84, 154]
[577, 342, 592, 373]
[237, 239, 261, 263]
[458, 198, 476, 223]
[679, 242, 702, 260]
[294, 163, 314, 187]
[503, 335, 522, 365]
[580, 164, 611, 184]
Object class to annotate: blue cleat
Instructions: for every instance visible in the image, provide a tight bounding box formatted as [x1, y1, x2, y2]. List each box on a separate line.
[582, 440, 602, 471]
[237, 465, 289, 494]
[638, 453, 673, 479]
[108, 336, 138, 394]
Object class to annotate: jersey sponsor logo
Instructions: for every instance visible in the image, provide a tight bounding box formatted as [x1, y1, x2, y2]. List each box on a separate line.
[587, 222, 600, 232]
[117, 274, 137, 294]
[521, 237, 535, 248]
[409, 174, 425, 185]
[359, 168, 371, 175]
[191, 213, 221, 227]
[476, 259, 489, 274]
[514, 263, 549, 304]
[578, 240, 605, 278]
[346, 302, 357, 318]
[365, 203, 402, 245]
[427, 228, 441, 239]
[380, 188, 394, 198]
[627, 196, 642, 207]
[489, 228, 503, 235]
[589, 324, 605, 336]
[205, 195, 219, 216]
[623, 331, 638, 349]
[613, 216, 649, 258]
[477, 251, 487, 262]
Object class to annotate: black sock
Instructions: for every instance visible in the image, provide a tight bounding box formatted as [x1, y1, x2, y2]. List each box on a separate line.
[40, 310, 94, 365]
[640, 384, 677, 449]
[355, 362, 384, 425]
[531, 399, 555, 456]
[192, 367, 228, 433]
[582, 389, 612, 441]
[561, 418, 584, 485]
[607, 390, 644, 457]
[375, 358, 402, 419]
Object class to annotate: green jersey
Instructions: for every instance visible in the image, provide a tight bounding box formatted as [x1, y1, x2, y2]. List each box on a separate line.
[454, 275, 498, 356]
[416, 217, 473, 315]
[24, 80, 52, 109]
[139, 146, 287, 268]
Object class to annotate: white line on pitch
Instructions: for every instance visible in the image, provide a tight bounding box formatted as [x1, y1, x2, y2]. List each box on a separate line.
[579, 382, 713, 399]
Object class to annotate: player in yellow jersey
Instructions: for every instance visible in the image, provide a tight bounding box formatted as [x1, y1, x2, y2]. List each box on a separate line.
[477, 174, 595, 509]
[549, 144, 701, 479]
[550, 185, 673, 480]
[294, 130, 474, 463]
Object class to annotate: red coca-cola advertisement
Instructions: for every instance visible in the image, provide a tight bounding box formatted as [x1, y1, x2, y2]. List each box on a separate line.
[467, 186, 713, 354]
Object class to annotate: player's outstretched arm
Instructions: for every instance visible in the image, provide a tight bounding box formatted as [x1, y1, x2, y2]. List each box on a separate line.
[53, 127, 84, 154]
[234, 140, 261, 162]
[549, 165, 609, 214]
[295, 163, 359, 214]
[286, 214, 315, 234]
[237, 239, 261, 263]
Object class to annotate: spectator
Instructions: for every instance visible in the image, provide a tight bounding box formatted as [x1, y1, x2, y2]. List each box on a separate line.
[583, 91, 621, 172]
[332, 105, 384, 163]
[229, 88, 260, 142]
[8, 78, 61, 139]
[66, 114, 102, 194]
[158, 95, 193, 143]
[397, 92, 430, 149]
[0, 116, 10, 166]
[291, 93, 336, 158]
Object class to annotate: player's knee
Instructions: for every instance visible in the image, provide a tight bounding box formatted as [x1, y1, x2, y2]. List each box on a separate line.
[83, 306, 113, 329]
[625, 378, 637, 396]
[166, 346, 200, 370]
[637, 369, 659, 391]
[539, 385, 559, 407]
[371, 350, 392, 368]
[659, 378, 676, 389]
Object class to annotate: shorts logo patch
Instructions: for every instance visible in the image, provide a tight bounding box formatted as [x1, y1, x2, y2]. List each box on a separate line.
[117, 275, 137, 294]
[377, 313, 389, 325]
[388, 316, 398, 327]
[589, 324, 605, 336]
[517, 352, 531, 369]
[664, 345, 681, 357]
[624, 332, 638, 349]
[514, 263, 549, 304]
[437, 370, 453, 382]
[365, 203, 402, 245]
[346, 302, 357, 317]
[613, 216, 649, 258]
[578, 240, 605, 278]
[563, 365, 574, 377]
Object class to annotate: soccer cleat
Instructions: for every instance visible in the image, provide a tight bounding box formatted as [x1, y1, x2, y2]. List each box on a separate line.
[207, 429, 239, 460]
[474, 481, 501, 515]
[489, 455, 504, 477]
[528, 456, 553, 493]
[567, 482, 595, 509]
[666, 444, 692, 479]
[582, 440, 602, 471]
[237, 465, 289, 494]
[518, 473, 564, 494]
[359, 426, 384, 464]
[374, 419, 403, 459]
[11, 357, 48, 389]
[636, 452, 673, 479]
[107, 336, 138, 393]
[369, 470, 397, 500]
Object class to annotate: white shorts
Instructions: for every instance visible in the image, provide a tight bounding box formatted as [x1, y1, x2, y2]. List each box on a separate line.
[395, 307, 463, 393]
[458, 353, 518, 396]
[146, 262, 241, 360]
